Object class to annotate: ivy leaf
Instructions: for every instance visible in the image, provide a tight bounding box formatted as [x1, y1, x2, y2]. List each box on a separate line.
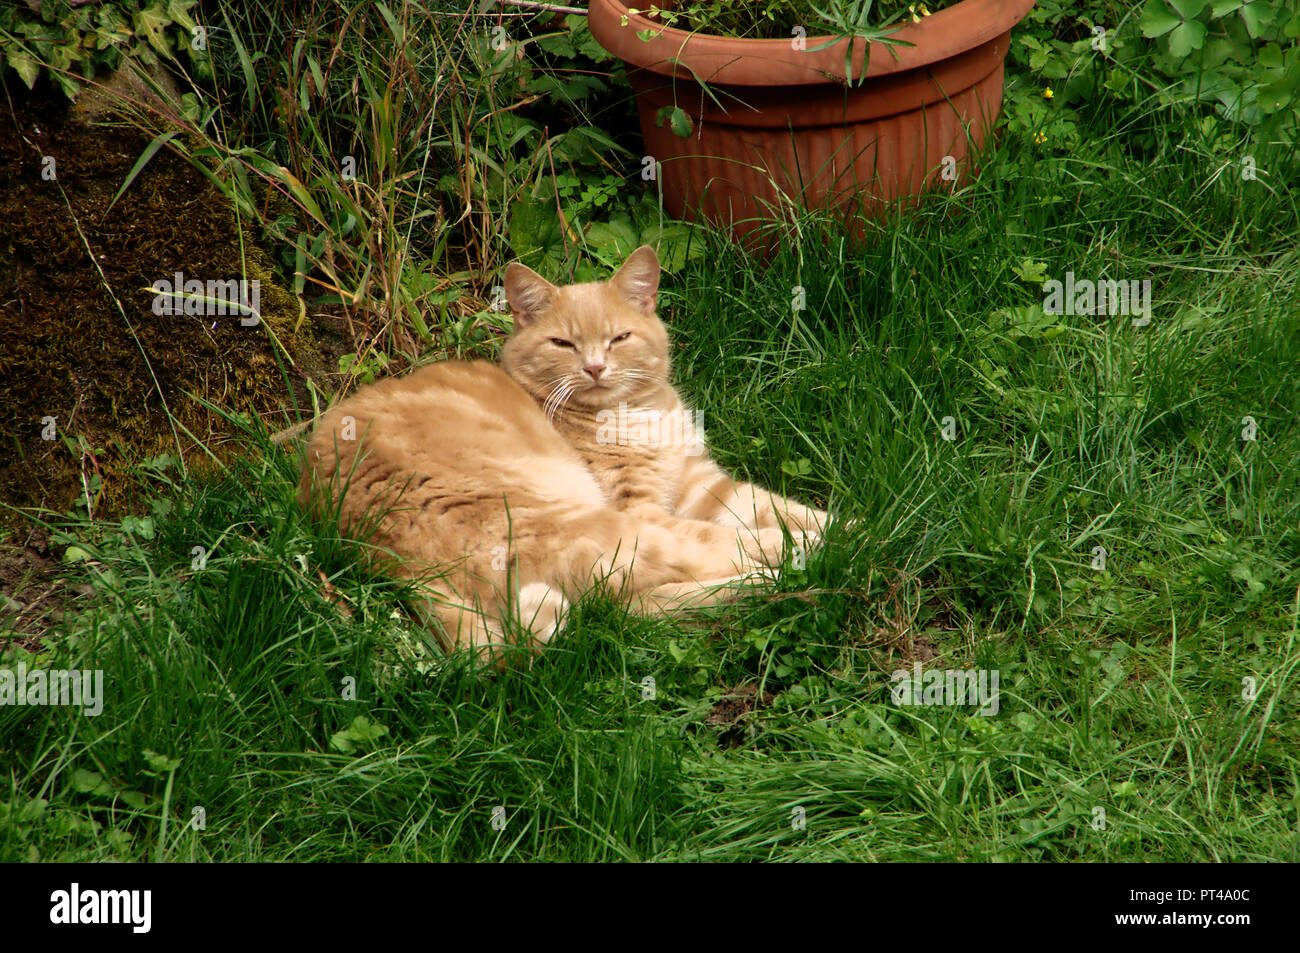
[6, 51, 40, 89]
[166, 0, 199, 33]
[1139, 0, 1182, 37]
[133, 3, 174, 60]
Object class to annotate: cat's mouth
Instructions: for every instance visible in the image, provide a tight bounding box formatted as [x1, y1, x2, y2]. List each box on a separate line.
[573, 376, 620, 407]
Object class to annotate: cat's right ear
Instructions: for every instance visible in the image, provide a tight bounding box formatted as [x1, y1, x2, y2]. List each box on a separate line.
[504, 262, 557, 328]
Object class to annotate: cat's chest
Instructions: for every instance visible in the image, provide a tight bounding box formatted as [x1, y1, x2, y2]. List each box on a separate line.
[558, 404, 699, 508]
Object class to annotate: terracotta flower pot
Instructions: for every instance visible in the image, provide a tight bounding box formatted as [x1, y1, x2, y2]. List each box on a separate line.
[589, 0, 1036, 242]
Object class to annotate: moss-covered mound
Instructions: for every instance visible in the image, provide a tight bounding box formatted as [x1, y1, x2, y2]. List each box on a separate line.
[0, 82, 328, 528]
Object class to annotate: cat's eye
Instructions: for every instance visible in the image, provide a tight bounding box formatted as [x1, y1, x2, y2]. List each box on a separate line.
[610, 332, 631, 344]
[549, 337, 576, 349]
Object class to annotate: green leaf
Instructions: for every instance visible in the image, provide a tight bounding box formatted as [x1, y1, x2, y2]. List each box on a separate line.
[585, 215, 639, 261]
[1168, 19, 1208, 57]
[1167, 0, 1207, 18]
[121, 515, 155, 539]
[6, 52, 39, 89]
[1238, 1, 1274, 38]
[143, 749, 181, 773]
[330, 715, 389, 754]
[165, 0, 198, 33]
[374, 1, 404, 43]
[508, 197, 565, 267]
[643, 221, 703, 273]
[655, 105, 693, 138]
[1011, 258, 1049, 283]
[1257, 75, 1293, 111]
[1140, 0, 1182, 37]
[71, 769, 114, 797]
[133, 4, 174, 60]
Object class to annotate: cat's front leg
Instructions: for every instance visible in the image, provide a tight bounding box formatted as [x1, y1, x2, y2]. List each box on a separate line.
[628, 505, 792, 571]
[674, 457, 828, 537]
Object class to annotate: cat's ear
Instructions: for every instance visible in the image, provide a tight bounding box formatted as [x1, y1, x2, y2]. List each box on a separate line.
[611, 245, 660, 313]
[504, 262, 558, 328]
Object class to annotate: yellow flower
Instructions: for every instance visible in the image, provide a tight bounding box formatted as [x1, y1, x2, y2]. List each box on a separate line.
[1043, 87, 1054, 99]
[1034, 131, 1048, 143]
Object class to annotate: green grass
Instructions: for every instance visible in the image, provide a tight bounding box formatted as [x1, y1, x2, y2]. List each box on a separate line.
[3, 3, 1299, 862]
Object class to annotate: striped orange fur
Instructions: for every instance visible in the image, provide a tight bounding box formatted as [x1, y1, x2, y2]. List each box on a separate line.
[299, 246, 826, 663]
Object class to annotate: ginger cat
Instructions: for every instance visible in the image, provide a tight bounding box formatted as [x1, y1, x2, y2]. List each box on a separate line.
[299, 246, 827, 662]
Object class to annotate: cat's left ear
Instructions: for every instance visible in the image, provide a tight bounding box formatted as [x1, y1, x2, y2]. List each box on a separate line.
[505, 261, 558, 328]
[611, 245, 660, 313]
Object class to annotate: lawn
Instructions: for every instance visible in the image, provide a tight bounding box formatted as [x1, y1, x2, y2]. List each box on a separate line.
[1, 0, 1297, 862]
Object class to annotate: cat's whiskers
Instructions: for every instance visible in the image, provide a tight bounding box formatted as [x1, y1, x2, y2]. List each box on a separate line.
[538, 373, 570, 412]
[542, 376, 578, 421]
[542, 383, 566, 420]
[551, 387, 575, 421]
[611, 368, 661, 399]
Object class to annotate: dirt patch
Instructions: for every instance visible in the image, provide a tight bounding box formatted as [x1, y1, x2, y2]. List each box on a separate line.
[861, 569, 948, 664]
[0, 525, 90, 650]
[0, 79, 335, 530]
[707, 682, 777, 747]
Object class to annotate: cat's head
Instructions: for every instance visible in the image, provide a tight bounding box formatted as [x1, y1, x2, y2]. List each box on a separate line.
[500, 246, 671, 415]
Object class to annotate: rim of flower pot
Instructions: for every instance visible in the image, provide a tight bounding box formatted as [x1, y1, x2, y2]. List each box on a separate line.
[588, 0, 1037, 86]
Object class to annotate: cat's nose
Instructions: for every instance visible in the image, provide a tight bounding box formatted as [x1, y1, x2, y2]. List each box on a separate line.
[583, 362, 606, 381]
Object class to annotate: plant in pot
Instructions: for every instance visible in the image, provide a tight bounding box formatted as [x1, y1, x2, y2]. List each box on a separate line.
[588, 0, 1037, 244]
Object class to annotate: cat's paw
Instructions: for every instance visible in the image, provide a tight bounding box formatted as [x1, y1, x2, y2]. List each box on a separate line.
[760, 504, 829, 538]
[788, 527, 823, 558]
[791, 506, 830, 536]
[516, 582, 569, 646]
[738, 526, 793, 569]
